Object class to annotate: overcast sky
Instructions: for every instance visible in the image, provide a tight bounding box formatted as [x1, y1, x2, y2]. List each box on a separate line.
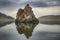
[0, 0, 60, 7]
[0, 0, 60, 18]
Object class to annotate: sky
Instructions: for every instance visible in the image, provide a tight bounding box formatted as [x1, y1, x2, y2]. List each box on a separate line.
[0, 0, 60, 7]
[0, 0, 60, 18]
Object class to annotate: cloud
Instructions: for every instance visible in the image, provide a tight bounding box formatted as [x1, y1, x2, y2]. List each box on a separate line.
[0, 0, 15, 7]
[30, 2, 48, 7]
[0, 0, 60, 8]
[20, 0, 60, 7]
[46, 0, 60, 6]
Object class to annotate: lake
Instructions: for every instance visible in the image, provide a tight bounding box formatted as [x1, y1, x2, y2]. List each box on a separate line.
[0, 22, 60, 40]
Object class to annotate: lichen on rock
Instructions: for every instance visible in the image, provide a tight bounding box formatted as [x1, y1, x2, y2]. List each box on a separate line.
[16, 4, 39, 23]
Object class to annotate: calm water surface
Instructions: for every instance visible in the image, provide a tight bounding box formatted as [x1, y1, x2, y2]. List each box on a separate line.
[0, 22, 60, 40]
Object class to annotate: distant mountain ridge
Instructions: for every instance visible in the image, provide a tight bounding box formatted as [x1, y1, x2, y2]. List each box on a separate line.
[0, 12, 14, 19]
[39, 15, 60, 18]
[0, 12, 14, 27]
[39, 15, 60, 24]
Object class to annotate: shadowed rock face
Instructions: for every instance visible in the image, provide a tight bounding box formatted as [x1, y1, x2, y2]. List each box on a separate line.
[16, 4, 39, 23]
[39, 15, 60, 25]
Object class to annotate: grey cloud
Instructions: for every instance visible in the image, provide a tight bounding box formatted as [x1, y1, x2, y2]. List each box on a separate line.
[29, 1, 48, 7]
[0, 0, 60, 8]
[19, 0, 60, 7]
[0, 0, 20, 7]
[49, 0, 60, 1]
[0, 0, 14, 7]
[47, 0, 60, 5]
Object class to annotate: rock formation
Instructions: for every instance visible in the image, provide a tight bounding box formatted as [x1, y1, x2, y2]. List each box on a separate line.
[16, 4, 39, 23]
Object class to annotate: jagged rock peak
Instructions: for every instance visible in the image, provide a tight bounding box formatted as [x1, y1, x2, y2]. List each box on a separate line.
[24, 4, 32, 13]
[24, 4, 31, 9]
[16, 4, 39, 23]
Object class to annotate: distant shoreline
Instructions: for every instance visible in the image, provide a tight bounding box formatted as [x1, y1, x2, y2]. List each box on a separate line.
[39, 15, 60, 25]
[0, 12, 15, 27]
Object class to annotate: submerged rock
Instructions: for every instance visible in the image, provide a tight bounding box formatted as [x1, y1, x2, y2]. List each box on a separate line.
[16, 4, 39, 23]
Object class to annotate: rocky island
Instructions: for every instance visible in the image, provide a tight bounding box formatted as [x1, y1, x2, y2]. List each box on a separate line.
[15, 4, 39, 38]
[16, 4, 39, 23]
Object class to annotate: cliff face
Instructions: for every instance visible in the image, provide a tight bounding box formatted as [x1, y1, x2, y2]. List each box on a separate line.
[16, 4, 39, 23]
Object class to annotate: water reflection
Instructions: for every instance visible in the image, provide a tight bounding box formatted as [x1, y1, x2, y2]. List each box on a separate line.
[15, 22, 38, 39]
[0, 21, 14, 27]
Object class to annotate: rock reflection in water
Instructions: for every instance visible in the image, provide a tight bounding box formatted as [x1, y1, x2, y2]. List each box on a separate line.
[15, 22, 38, 39]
